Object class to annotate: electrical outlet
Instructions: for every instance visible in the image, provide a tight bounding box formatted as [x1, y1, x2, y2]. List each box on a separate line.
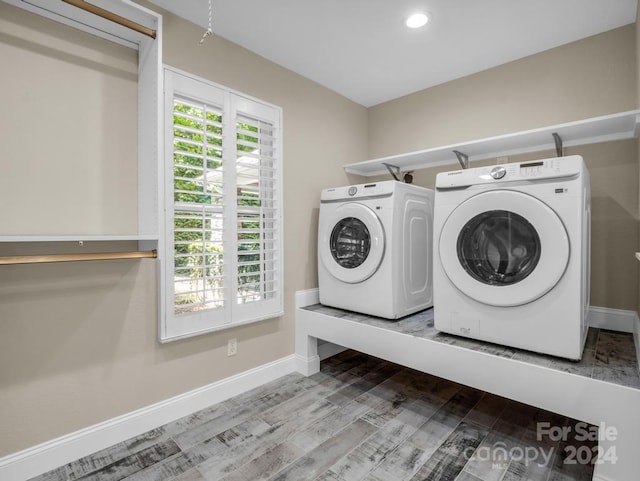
[227, 338, 238, 356]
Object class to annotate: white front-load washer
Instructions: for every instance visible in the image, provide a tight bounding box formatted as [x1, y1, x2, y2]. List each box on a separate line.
[433, 155, 591, 360]
[318, 180, 434, 319]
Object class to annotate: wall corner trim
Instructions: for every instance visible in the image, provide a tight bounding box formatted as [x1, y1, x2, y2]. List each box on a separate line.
[0, 355, 297, 481]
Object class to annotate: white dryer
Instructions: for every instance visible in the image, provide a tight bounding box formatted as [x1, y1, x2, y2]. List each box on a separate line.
[433, 155, 590, 360]
[318, 181, 434, 319]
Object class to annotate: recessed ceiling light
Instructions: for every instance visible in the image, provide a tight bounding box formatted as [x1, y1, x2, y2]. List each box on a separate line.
[405, 12, 429, 29]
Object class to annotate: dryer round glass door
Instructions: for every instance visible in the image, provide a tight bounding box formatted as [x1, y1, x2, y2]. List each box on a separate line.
[319, 202, 385, 283]
[439, 190, 569, 306]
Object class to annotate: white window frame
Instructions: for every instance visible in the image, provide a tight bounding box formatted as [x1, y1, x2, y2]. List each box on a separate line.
[160, 66, 283, 342]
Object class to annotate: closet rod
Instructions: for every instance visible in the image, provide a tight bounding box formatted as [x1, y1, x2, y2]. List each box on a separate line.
[0, 250, 157, 266]
[62, 0, 157, 39]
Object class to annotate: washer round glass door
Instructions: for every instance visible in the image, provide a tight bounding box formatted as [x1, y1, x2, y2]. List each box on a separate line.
[439, 190, 569, 306]
[320, 202, 385, 283]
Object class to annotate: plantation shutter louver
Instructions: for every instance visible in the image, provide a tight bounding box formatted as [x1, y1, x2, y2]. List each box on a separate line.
[162, 69, 283, 341]
[172, 96, 226, 316]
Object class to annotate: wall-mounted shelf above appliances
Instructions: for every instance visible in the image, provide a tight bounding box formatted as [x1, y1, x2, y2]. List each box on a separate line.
[344, 110, 640, 177]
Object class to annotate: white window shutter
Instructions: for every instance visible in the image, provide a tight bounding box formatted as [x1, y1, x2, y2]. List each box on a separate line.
[161, 68, 283, 341]
[232, 107, 282, 322]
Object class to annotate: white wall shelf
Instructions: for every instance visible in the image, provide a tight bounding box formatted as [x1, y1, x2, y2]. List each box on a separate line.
[0, 235, 159, 260]
[0, 235, 158, 243]
[345, 110, 640, 177]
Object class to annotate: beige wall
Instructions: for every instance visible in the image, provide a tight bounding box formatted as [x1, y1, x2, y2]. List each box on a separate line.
[367, 24, 639, 312]
[0, 2, 366, 455]
[369, 25, 636, 158]
[0, 6, 138, 234]
[0, 1, 638, 458]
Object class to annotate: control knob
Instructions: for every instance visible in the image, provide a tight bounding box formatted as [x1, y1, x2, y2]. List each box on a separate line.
[490, 166, 506, 180]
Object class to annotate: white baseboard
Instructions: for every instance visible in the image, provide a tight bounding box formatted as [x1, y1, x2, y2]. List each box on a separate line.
[0, 355, 297, 481]
[295, 288, 319, 308]
[294, 353, 320, 376]
[588, 306, 637, 333]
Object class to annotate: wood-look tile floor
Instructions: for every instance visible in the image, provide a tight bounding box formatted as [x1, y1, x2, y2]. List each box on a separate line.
[31, 351, 597, 481]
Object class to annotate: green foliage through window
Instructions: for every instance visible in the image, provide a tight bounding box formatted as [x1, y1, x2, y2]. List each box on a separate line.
[172, 99, 277, 314]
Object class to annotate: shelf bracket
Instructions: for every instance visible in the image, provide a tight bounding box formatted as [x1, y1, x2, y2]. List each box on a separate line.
[453, 150, 469, 169]
[552, 132, 563, 157]
[382, 163, 401, 181]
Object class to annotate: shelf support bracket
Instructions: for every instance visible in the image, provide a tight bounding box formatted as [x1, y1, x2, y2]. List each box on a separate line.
[453, 150, 469, 169]
[552, 132, 563, 157]
[382, 163, 401, 181]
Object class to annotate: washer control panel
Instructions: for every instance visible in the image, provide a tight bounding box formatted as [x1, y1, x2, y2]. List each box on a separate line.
[436, 156, 582, 189]
[321, 180, 400, 202]
[519, 160, 549, 177]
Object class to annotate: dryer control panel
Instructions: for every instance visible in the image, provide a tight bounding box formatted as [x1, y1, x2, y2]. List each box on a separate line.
[321, 179, 432, 202]
[321, 181, 395, 201]
[436, 155, 584, 189]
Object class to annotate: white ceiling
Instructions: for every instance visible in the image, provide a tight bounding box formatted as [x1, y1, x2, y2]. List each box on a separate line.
[148, 0, 637, 107]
